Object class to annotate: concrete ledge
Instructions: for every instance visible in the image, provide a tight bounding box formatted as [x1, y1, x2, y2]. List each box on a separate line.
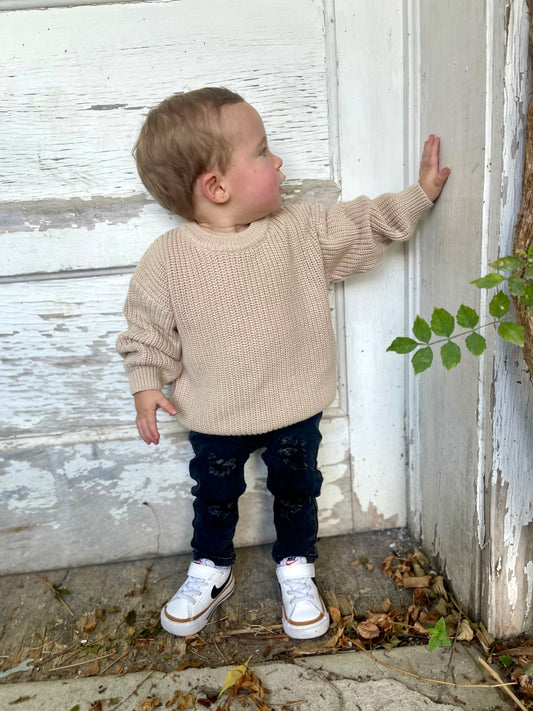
[0, 646, 512, 711]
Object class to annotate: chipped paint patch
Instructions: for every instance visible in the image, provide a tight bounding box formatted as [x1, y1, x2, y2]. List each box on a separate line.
[352, 491, 400, 532]
[0, 194, 156, 233]
[0, 456, 58, 511]
[526, 560, 533, 621]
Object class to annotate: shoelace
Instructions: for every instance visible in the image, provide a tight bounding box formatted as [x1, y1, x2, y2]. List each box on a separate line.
[285, 577, 313, 602]
[177, 575, 207, 602]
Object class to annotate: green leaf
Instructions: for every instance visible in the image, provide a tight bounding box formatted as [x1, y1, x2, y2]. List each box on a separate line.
[387, 337, 419, 354]
[471, 273, 505, 288]
[55, 587, 71, 598]
[427, 617, 452, 651]
[489, 291, 510, 318]
[524, 265, 533, 279]
[498, 322, 525, 347]
[412, 346, 433, 374]
[499, 654, 514, 667]
[465, 332, 486, 356]
[489, 256, 524, 271]
[456, 304, 479, 328]
[428, 636, 441, 651]
[520, 284, 533, 307]
[413, 315, 431, 343]
[441, 342, 461, 370]
[431, 308, 455, 337]
[508, 276, 525, 296]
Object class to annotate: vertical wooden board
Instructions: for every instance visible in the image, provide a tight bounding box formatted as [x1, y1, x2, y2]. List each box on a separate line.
[335, 0, 408, 528]
[415, 0, 487, 615]
[485, 0, 533, 637]
[0, 414, 350, 573]
[0, 0, 330, 204]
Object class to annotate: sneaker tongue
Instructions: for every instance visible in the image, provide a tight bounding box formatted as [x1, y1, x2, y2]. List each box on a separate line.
[196, 558, 216, 567]
[280, 556, 307, 566]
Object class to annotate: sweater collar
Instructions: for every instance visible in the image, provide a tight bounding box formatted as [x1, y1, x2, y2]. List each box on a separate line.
[182, 215, 270, 252]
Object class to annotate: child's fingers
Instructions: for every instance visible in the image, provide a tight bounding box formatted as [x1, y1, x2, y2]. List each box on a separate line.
[158, 394, 177, 416]
[137, 413, 160, 445]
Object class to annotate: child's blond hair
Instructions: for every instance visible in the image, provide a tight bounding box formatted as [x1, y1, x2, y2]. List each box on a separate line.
[134, 87, 244, 220]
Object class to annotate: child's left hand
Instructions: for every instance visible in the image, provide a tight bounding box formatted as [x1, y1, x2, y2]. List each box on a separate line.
[419, 134, 450, 202]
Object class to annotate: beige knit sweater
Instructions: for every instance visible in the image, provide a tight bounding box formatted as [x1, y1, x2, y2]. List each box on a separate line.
[116, 183, 432, 435]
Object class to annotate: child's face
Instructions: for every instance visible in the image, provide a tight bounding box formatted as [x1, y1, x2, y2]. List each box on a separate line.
[220, 102, 285, 223]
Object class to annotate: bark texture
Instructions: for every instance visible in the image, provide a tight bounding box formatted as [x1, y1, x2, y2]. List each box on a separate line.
[513, 0, 533, 377]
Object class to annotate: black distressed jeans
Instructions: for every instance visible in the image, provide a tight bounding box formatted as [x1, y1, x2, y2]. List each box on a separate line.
[188, 412, 323, 566]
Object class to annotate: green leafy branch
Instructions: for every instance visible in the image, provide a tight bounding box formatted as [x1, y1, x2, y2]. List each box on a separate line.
[387, 248, 533, 374]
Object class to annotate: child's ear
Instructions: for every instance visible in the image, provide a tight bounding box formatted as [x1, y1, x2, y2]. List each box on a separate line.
[198, 171, 229, 205]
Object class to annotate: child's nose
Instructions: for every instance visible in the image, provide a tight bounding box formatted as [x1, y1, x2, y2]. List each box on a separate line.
[273, 154, 283, 170]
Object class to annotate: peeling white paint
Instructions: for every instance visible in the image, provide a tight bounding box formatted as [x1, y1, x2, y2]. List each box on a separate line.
[488, 0, 533, 637]
[0, 459, 57, 511]
[526, 560, 533, 620]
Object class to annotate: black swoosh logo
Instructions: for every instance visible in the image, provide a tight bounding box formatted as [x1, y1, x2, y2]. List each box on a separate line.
[211, 573, 231, 599]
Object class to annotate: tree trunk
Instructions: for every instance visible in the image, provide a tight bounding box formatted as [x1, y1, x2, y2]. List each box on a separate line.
[513, 0, 533, 377]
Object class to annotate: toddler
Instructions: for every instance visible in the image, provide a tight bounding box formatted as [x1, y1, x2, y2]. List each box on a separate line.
[116, 87, 449, 640]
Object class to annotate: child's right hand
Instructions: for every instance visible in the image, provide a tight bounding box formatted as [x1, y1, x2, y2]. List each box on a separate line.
[418, 134, 450, 202]
[134, 389, 177, 445]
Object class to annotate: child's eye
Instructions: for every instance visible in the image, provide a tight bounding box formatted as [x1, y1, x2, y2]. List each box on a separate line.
[261, 147, 269, 156]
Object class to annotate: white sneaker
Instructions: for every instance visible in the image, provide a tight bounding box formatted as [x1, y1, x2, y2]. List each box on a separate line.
[161, 559, 235, 636]
[276, 557, 330, 639]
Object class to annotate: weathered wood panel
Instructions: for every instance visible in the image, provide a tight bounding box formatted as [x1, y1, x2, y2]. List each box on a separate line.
[0, 274, 135, 437]
[0, 182, 341, 439]
[484, 0, 533, 637]
[335, 0, 408, 529]
[415, 0, 488, 619]
[0, 182, 340, 277]
[1, 0, 331, 276]
[0, 415, 351, 573]
[0, 0, 329, 204]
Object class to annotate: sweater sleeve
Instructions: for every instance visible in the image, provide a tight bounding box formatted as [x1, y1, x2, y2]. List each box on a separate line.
[316, 182, 433, 282]
[116, 241, 182, 395]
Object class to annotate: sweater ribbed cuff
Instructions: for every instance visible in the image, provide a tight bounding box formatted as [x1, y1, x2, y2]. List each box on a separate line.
[402, 182, 434, 221]
[128, 366, 164, 396]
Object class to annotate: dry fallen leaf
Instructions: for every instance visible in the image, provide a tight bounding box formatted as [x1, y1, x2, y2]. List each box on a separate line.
[413, 588, 431, 608]
[84, 661, 100, 677]
[518, 673, 533, 698]
[433, 597, 450, 618]
[456, 619, 474, 642]
[165, 690, 195, 709]
[217, 664, 270, 711]
[380, 597, 392, 613]
[140, 697, 162, 711]
[431, 575, 449, 600]
[218, 658, 251, 700]
[412, 548, 430, 568]
[357, 620, 380, 639]
[176, 661, 203, 671]
[402, 575, 433, 589]
[380, 555, 394, 578]
[412, 620, 430, 636]
[328, 606, 342, 627]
